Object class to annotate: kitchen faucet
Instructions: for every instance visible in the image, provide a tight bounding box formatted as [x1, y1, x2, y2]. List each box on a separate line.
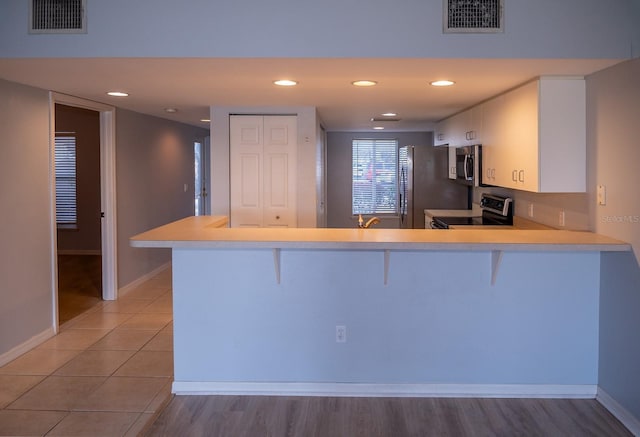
[358, 214, 380, 229]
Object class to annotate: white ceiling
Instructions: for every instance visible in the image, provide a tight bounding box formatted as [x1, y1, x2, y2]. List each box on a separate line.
[0, 57, 623, 131]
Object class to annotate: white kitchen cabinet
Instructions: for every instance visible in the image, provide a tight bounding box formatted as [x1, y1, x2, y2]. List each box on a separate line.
[435, 106, 482, 148]
[448, 146, 457, 179]
[480, 94, 505, 186]
[434, 116, 453, 146]
[481, 77, 586, 193]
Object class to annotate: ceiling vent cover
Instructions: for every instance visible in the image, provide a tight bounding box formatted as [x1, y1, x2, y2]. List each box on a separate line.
[443, 0, 503, 33]
[29, 0, 86, 34]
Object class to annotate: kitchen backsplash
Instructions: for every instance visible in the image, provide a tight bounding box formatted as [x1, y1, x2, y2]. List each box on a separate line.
[473, 187, 590, 231]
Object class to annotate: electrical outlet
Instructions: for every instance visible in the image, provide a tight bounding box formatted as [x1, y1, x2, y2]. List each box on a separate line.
[559, 210, 565, 227]
[528, 203, 534, 218]
[336, 325, 346, 343]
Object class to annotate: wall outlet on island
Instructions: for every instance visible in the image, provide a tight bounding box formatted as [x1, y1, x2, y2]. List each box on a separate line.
[336, 325, 346, 343]
[559, 210, 566, 227]
[528, 203, 534, 218]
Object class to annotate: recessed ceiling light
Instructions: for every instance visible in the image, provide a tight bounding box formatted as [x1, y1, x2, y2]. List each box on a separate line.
[352, 80, 378, 87]
[107, 91, 129, 97]
[274, 79, 298, 86]
[382, 112, 397, 117]
[430, 80, 455, 87]
[373, 126, 385, 130]
[165, 108, 178, 113]
[200, 118, 211, 123]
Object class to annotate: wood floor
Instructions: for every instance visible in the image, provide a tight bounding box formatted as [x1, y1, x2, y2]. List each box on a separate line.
[57, 254, 102, 324]
[145, 395, 632, 437]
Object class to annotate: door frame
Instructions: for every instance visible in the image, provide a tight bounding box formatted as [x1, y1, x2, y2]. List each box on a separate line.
[49, 92, 118, 328]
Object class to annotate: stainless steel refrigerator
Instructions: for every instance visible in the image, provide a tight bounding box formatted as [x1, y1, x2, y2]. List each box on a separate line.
[399, 145, 470, 228]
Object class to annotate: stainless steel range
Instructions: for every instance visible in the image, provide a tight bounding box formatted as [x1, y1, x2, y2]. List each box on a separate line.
[430, 194, 513, 229]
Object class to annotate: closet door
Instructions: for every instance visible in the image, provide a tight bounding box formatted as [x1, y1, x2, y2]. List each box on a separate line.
[263, 116, 297, 227]
[230, 116, 263, 227]
[230, 115, 297, 227]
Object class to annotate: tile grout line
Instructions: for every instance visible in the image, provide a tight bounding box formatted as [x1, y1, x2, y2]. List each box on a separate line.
[0, 270, 174, 436]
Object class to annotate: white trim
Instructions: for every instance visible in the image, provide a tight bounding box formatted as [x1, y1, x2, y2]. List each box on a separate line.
[597, 387, 640, 436]
[0, 327, 56, 367]
[48, 95, 60, 332]
[118, 262, 172, 297]
[172, 382, 597, 399]
[57, 250, 102, 256]
[99, 109, 118, 301]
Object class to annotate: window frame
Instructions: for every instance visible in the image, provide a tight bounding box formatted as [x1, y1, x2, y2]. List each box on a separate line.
[351, 138, 399, 216]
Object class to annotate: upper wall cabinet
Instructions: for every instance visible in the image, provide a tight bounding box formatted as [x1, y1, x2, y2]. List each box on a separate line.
[434, 106, 482, 147]
[482, 77, 586, 193]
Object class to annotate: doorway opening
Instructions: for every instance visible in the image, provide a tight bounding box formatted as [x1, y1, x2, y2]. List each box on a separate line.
[194, 137, 210, 216]
[54, 105, 102, 323]
[49, 93, 117, 330]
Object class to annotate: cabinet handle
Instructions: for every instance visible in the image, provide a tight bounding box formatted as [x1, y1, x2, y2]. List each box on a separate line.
[512, 170, 518, 182]
[518, 170, 524, 183]
[491, 168, 495, 179]
[276, 215, 280, 220]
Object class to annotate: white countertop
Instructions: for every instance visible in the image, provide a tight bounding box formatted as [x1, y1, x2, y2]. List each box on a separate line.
[130, 216, 630, 252]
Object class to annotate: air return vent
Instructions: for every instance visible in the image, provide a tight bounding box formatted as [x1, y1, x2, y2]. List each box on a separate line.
[443, 0, 503, 33]
[29, 0, 86, 34]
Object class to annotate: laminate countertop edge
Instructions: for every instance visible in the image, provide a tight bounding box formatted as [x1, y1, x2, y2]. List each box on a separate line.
[130, 216, 631, 253]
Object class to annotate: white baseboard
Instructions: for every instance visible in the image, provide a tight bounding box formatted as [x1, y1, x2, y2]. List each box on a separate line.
[57, 250, 102, 256]
[597, 387, 640, 436]
[172, 382, 597, 399]
[0, 326, 56, 367]
[118, 262, 171, 297]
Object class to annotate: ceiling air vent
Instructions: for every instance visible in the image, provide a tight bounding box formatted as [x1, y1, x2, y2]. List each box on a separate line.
[443, 0, 503, 34]
[29, 0, 86, 34]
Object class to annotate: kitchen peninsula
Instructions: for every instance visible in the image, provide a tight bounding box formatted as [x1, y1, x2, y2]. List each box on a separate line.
[131, 216, 630, 398]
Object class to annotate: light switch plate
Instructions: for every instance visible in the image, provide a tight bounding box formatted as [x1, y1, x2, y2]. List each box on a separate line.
[597, 185, 606, 206]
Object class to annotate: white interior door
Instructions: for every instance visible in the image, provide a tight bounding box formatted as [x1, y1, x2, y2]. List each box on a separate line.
[230, 116, 263, 227]
[263, 116, 296, 227]
[230, 115, 297, 228]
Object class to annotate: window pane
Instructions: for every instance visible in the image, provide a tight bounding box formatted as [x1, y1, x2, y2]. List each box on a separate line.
[55, 134, 77, 226]
[352, 139, 398, 215]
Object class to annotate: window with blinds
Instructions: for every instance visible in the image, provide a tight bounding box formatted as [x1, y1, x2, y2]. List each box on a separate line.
[55, 134, 78, 228]
[352, 139, 398, 215]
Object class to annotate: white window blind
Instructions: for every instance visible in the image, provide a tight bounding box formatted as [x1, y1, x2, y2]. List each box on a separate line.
[55, 134, 77, 227]
[352, 139, 398, 215]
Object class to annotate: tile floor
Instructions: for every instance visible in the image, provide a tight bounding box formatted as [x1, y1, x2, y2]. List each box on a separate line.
[0, 268, 174, 436]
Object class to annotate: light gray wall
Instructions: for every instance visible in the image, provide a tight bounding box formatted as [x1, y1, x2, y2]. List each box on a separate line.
[327, 131, 465, 229]
[587, 58, 640, 424]
[116, 109, 209, 288]
[55, 104, 102, 253]
[0, 0, 638, 58]
[0, 79, 54, 361]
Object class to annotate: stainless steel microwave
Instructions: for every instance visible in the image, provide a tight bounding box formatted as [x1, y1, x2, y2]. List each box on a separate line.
[455, 144, 482, 187]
